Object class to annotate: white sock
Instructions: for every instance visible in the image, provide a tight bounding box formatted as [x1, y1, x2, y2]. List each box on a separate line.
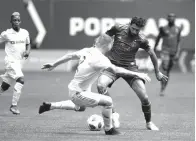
[112, 112, 120, 119]
[12, 82, 23, 106]
[50, 100, 78, 110]
[112, 112, 120, 128]
[102, 106, 113, 131]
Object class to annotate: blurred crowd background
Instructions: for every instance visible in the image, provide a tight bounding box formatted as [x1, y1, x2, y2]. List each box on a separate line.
[0, 0, 194, 72]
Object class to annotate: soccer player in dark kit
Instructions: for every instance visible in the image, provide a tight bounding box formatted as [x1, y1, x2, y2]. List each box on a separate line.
[97, 16, 168, 130]
[154, 13, 183, 96]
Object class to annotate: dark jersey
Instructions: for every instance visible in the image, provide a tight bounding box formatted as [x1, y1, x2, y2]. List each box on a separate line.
[159, 25, 181, 55]
[106, 24, 150, 68]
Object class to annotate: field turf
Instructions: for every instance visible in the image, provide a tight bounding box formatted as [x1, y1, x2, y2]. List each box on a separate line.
[0, 72, 194, 141]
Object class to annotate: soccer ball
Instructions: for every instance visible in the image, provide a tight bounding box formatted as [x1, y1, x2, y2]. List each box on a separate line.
[87, 114, 104, 131]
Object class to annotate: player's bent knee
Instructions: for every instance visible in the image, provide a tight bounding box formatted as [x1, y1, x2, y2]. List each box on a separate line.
[1, 82, 10, 91]
[16, 77, 24, 84]
[162, 66, 168, 71]
[98, 75, 113, 86]
[141, 96, 150, 105]
[162, 62, 169, 71]
[97, 83, 107, 94]
[97, 75, 113, 94]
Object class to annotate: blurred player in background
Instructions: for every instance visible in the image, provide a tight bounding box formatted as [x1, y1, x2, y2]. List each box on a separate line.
[97, 16, 168, 131]
[0, 12, 31, 115]
[39, 34, 151, 135]
[154, 13, 183, 96]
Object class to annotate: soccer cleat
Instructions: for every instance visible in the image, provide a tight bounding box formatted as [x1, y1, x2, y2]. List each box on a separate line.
[105, 127, 121, 135]
[39, 102, 51, 114]
[146, 122, 159, 131]
[112, 112, 120, 128]
[10, 105, 20, 115]
[75, 106, 86, 112]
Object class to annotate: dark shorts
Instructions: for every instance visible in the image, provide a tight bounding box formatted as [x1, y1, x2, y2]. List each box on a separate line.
[101, 64, 145, 88]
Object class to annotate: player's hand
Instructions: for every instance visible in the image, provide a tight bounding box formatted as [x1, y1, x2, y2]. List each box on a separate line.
[156, 71, 168, 82]
[41, 63, 55, 71]
[137, 73, 151, 83]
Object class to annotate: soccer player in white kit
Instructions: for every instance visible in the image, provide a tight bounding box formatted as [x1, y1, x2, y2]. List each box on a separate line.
[39, 34, 151, 135]
[0, 12, 31, 115]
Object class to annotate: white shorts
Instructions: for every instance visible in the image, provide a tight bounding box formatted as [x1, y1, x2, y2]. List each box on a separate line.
[0, 59, 24, 85]
[69, 89, 101, 108]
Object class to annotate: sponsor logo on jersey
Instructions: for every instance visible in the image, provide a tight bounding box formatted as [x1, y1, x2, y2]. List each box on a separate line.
[10, 40, 25, 44]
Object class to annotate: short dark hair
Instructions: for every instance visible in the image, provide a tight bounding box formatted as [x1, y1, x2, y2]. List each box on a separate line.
[11, 12, 20, 18]
[130, 16, 146, 28]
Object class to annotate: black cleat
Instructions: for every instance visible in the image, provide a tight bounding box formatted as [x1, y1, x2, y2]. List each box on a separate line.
[39, 102, 51, 114]
[105, 128, 121, 135]
[75, 106, 86, 112]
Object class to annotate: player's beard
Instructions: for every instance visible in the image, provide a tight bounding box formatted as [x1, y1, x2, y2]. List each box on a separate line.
[129, 31, 138, 36]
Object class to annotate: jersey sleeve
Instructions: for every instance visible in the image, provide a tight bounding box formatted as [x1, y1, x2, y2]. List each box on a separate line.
[0, 31, 7, 43]
[140, 40, 150, 51]
[139, 34, 151, 51]
[26, 31, 30, 44]
[105, 24, 119, 36]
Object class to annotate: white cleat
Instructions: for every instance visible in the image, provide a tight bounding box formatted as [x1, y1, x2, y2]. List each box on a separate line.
[146, 122, 159, 131]
[112, 112, 120, 129]
[10, 105, 20, 115]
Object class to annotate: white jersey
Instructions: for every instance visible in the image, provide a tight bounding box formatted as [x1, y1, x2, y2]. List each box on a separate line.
[0, 28, 30, 61]
[68, 47, 112, 93]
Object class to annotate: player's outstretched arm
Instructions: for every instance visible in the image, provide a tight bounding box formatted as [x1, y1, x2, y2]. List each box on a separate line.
[146, 48, 168, 82]
[42, 52, 80, 71]
[174, 25, 183, 60]
[154, 28, 162, 53]
[147, 48, 160, 73]
[109, 65, 151, 83]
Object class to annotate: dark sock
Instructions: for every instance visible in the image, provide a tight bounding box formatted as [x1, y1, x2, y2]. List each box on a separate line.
[142, 103, 151, 123]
